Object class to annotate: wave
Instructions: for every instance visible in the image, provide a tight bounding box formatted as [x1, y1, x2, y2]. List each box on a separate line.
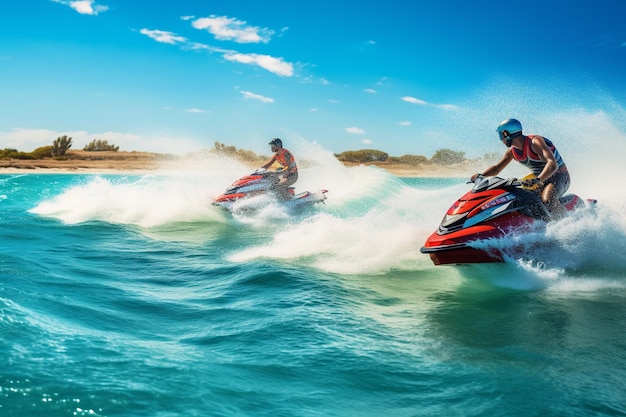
[28, 137, 626, 282]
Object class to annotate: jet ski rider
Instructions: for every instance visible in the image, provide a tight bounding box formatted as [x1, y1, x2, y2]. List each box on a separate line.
[260, 138, 298, 200]
[471, 118, 570, 220]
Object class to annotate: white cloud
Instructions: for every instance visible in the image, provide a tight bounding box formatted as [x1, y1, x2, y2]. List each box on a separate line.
[361, 139, 373, 145]
[240, 91, 274, 103]
[51, 0, 108, 15]
[346, 127, 365, 134]
[191, 15, 274, 44]
[185, 108, 211, 114]
[224, 52, 293, 77]
[401, 96, 459, 110]
[401, 96, 428, 105]
[434, 103, 459, 110]
[1, 128, 60, 151]
[140, 29, 187, 45]
[364, 88, 376, 94]
[139, 27, 293, 77]
[398, 121, 411, 126]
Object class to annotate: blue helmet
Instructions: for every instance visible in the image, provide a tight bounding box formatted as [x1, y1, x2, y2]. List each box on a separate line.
[496, 118, 523, 147]
[268, 138, 283, 148]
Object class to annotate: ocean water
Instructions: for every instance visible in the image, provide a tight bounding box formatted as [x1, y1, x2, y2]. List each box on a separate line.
[2, 153, 626, 417]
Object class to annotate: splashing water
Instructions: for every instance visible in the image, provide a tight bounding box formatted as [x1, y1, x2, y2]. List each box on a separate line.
[27, 107, 626, 282]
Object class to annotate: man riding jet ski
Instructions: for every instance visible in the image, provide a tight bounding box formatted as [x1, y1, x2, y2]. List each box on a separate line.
[213, 138, 327, 213]
[420, 119, 594, 265]
[259, 138, 299, 201]
[471, 118, 570, 220]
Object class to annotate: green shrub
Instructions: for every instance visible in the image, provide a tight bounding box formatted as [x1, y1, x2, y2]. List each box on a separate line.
[84, 139, 119, 152]
[335, 149, 389, 163]
[430, 148, 466, 165]
[30, 146, 53, 159]
[389, 154, 430, 165]
[0, 148, 19, 159]
[52, 135, 72, 156]
[213, 141, 266, 163]
[0, 148, 35, 160]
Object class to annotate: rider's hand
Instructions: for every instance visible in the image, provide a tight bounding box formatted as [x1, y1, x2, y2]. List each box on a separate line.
[522, 177, 543, 187]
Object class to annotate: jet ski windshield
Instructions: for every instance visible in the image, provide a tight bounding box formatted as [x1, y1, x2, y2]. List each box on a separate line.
[472, 176, 519, 192]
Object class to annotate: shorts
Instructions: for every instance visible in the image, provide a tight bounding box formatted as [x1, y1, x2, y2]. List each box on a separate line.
[545, 166, 570, 199]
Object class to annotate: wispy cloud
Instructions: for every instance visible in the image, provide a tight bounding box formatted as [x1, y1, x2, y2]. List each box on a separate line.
[190, 15, 274, 44]
[164, 106, 211, 114]
[139, 25, 293, 77]
[401, 96, 428, 105]
[398, 121, 411, 126]
[185, 108, 211, 114]
[240, 91, 274, 103]
[434, 103, 459, 110]
[346, 127, 365, 134]
[140, 29, 187, 45]
[51, 0, 108, 15]
[364, 88, 376, 94]
[224, 53, 293, 77]
[401, 96, 458, 110]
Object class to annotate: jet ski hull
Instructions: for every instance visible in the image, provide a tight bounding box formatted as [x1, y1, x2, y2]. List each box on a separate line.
[213, 169, 327, 213]
[213, 189, 327, 213]
[420, 175, 592, 265]
[420, 211, 533, 265]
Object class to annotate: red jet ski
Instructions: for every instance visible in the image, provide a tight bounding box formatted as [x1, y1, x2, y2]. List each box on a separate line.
[420, 175, 595, 265]
[213, 168, 328, 213]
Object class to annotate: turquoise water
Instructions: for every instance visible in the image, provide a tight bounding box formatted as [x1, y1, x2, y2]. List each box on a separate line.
[2, 167, 626, 417]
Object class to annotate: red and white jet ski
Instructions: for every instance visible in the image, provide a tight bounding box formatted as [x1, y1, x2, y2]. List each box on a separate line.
[420, 175, 595, 265]
[213, 168, 327, 213]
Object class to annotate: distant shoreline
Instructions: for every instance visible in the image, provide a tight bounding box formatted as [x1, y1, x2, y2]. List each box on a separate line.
[0, 150, 476, 178]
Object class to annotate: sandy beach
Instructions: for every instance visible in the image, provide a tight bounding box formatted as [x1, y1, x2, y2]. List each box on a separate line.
[0, 150, 475, 177]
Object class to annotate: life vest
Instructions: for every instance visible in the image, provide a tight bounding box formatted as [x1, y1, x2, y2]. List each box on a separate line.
[274, 148, 298, 173]
[512, 135, 564, 175]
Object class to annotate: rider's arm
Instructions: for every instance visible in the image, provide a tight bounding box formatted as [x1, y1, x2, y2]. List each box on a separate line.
[260, 154, 277, 170]
[471, 149, 513, 181]
[530, 136, 558, 183]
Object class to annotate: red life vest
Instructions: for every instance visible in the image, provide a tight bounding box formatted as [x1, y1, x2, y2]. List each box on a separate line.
[512, 135, 564, 176]
[274, 148, 297, 173]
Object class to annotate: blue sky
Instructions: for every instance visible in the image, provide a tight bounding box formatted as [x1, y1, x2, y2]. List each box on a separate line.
[1, 0, 625, 158]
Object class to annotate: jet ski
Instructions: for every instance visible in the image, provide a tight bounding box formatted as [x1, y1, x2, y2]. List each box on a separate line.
[420, 174, 595, 265]
[213, 168, 328, 213]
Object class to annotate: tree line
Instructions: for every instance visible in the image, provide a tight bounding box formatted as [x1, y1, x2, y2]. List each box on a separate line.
[334, 148, 468, 165]
[1, 136, 119, 160]
[2, 138, 492, 166]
